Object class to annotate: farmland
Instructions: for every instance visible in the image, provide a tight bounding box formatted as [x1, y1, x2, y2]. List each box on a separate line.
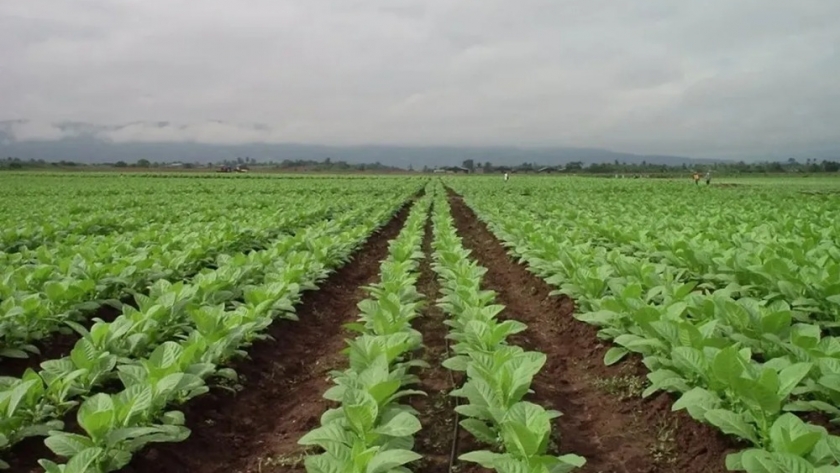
[2, 173, 840, 473]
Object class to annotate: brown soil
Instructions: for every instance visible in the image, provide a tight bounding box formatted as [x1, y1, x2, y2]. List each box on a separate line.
[407, 214, 458, 473]
[120, 203, 413, 473]
[446, 190, 736, 473]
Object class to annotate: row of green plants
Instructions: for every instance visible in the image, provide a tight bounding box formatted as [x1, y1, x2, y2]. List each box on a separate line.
[0, 199, 349, 360]
[0, 176, 313, 252]
[449, 183, 840, 472]
[453, 183, 840, 420]
[298, 190, 433, 473]
[0, 197, 411, 470]
[0, 192, 295, 254]
[452, 178, 840, 326]
[553, 204, 838, 328]
[428, 187, 585, 473]
[0, 175, 422, 245]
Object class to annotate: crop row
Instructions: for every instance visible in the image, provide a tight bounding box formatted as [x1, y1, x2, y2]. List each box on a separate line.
[448, 181, 840, 416]
[0, 178, 290, 253]
[450, 183, 840, 473]
[295, 183, 585, 472]
[458, 179, 840, 326]
[0, 175, 422, 253]
[0, 199, 351, 360]
[429, 187, 585, 472]
[298, 188, 432, 472]
[1, 177, 423, 360]
[0, 195, 413, 470]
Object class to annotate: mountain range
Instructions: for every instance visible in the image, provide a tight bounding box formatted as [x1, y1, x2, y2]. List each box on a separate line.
[1, 134, 726, 169]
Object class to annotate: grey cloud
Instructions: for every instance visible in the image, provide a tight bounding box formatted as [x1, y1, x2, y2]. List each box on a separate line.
[1, 0, 839, 159]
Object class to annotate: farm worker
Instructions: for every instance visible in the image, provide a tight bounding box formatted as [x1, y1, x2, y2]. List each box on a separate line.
[693, 172, 700, 185]
[705, 171, 711, 185]
[504, 172, 509, 182]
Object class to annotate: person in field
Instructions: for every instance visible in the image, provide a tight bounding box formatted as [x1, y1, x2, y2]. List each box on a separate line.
[705, 171, 711, 185]
[504, 172, 509, 182]
[693, 172, 700, 185]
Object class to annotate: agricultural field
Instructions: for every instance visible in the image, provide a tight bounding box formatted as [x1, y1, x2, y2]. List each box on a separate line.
[1, 172, 840, 473]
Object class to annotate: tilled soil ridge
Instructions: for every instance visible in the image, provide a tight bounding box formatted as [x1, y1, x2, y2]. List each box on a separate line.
[446, 190, 733, 473]
[125, 203, 413, 473]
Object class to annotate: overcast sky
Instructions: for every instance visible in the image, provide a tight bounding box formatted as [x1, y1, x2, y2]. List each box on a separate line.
[1, 0, 838, 159]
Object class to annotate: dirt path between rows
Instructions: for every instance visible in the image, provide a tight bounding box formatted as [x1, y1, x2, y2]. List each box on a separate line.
[446, 190, 734, 473]
[407, 213, 457, 473]
[124, 203, 413, 473]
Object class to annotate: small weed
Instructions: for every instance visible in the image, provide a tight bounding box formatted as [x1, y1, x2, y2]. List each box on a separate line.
[257, 449, 313, 471]
[649, 418, 679, 466]
[593, 375, 645, 400]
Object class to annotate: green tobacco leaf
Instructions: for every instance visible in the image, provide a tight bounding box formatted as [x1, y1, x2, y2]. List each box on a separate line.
[604, 347, 628, 366]
[77, 393, 115, 443]
[366, 449, 422, 473]
[777, 363, 813, 398]
[740, 449, 816, 473]
[672, 387, 721, 421]
[704, 409, 760, 445]
[442, 355, 470, 371]
[459, 450, 505, 468]
[298, 423, 352, 450]
[63, 447, 105, 473]
[373, 411, 421, 438]
[460, 418, 498, 444]
[768, 414, 823, 457]
[44, 433, 95, 457]
[304, 454, 346, 473]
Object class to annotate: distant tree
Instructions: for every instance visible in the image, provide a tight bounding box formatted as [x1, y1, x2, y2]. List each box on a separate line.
[462, 159, 475, 172]
[565, 161, 584, 172]
[136, 159, 151, 168]
[483, 161, 492, 173]
[408, 164, 414, 172]
[114, 161, 128, 168]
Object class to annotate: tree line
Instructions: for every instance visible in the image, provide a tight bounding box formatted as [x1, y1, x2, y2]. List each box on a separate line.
[2, 156, 839, 174]
[458, 158, 840, 175]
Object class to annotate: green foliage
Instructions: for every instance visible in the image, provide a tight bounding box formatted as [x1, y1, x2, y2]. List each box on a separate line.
[299, 193, 432, 473]
[430, 185, 584, 472]
[447, 176, 840, 472]
[0, 175, 424, 470]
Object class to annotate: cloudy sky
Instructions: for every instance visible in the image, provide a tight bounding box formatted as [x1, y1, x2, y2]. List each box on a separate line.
[1, 0, 839, 159]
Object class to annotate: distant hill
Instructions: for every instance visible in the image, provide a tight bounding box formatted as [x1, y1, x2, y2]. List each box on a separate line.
[0, 135, 726, 169]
